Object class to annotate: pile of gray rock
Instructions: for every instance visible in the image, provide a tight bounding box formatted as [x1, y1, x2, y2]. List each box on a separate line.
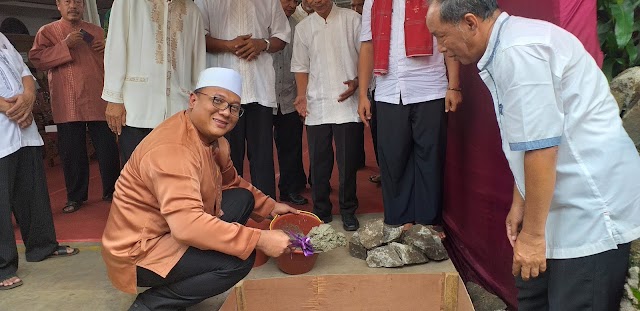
[620, 240, 640, 311]
[610, 67, 640, 151]
[465, 282, 507, 311]
[621, 265, 640, 311]
[610, 68, 640, 311]
[348, 219, 448, 268]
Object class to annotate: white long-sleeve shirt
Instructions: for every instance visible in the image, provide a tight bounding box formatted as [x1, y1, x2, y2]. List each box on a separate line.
[194, 0, 291, 108]
[291, 5, 362, 126]
[102, 0, 205, 129]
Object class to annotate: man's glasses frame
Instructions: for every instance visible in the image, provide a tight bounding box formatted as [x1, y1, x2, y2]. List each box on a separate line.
[195, 91, 244, 117]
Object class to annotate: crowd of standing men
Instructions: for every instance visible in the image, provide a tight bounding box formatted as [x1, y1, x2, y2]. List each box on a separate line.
[1, 0, 460, 301]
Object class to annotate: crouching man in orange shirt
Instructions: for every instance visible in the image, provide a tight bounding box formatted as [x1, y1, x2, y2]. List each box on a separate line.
[102, 67, 297, 311]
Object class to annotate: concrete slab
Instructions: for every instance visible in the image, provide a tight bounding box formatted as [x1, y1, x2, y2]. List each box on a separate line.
[1, 214, 457, 311]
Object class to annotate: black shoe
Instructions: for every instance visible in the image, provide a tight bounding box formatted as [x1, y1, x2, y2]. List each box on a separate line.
[318, 214, 333, 224]
[342, 214, 359, 231]
[280, 193, 308, 205]
[62, 201, 83, 214]
[128, 299, 152, 311]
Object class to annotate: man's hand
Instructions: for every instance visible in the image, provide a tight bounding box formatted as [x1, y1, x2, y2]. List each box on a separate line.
[294, 95, 308, 118]
[338, 78, 358, 102]
[445, 89, 462, 112]
[358, 94, 372, 127]
[105, 103, 126, 135]
[0, 97, 11, 113]
[18, 113, 34, 129]
[64, 31, 83, 49]
[512, 230, 547, 281]
[226, 34, 252, 54]
[270, 203, 299, 218]
[235, 38, 267, 61]
[5, 91, 35, 124]
[256, 229, 292, 257]
[92, 40, 105, 53]
[506, 202, 525, 247]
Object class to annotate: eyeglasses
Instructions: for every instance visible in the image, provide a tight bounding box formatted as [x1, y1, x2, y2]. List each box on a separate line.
[195, 92, 244, 117]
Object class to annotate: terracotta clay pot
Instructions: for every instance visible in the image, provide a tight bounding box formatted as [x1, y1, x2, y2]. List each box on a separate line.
[269, 211, 323, 275]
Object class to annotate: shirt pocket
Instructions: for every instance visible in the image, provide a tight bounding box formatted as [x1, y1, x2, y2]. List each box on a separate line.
[124, 75, 149, 83]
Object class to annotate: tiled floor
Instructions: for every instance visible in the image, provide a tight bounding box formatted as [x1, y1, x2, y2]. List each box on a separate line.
[3, 214, 457, 311]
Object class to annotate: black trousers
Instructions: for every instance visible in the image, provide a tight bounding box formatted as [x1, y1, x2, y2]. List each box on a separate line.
[273, 109, 307, 196]
[376, 99, 447, 225]
[56, 121, 120, 202]
[355, 122, 365, 168]
[516, 243, 631, 311]
[369, 90, 379, 165]
[132, 188, 257, 311]
[306, 122, 360, 219]
[119, 126, 153, 164]
[226, 102, 276, 198]
[0, 147, 59, 280]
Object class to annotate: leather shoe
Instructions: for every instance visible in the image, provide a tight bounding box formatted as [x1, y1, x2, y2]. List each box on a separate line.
[62, 201, 83, 214]
[342, 214, 359, 231]
[280, 193, 308, 205]
[318, 214, 333, 224]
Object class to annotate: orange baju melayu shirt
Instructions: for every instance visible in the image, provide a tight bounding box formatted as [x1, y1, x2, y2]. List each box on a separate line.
[29, 20, 107, 123]
[101, 111, 275, 294]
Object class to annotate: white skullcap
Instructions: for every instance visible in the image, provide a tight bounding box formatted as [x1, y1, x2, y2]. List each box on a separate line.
[195, 67, 243, 97]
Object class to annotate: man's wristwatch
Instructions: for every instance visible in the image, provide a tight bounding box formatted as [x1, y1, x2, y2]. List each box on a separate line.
[263, 38, 271, 52]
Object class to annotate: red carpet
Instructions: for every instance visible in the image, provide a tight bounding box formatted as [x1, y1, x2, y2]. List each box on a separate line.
[14, 127, 384, 243]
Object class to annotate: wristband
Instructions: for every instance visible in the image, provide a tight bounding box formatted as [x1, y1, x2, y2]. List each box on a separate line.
[447, 87, 462, 92]
[263, 38, 271, 52]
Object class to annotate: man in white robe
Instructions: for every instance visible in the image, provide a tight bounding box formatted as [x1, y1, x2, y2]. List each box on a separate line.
[102, 0, 205, 163]
[291, 0, 362, 231]
[194, 0, 291, 199]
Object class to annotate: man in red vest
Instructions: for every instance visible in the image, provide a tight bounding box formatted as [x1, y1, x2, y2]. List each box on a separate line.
[357, 0, 462, 232]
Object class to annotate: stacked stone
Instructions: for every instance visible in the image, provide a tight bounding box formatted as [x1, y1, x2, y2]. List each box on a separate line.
[620, 266, 640, 311]
[348, 219, 449, 268]
[610, 67, 640, 152]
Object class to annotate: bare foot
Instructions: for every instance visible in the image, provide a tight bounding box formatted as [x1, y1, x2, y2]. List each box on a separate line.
[402, 223, 414, 231]
[432, 225, 446, 239]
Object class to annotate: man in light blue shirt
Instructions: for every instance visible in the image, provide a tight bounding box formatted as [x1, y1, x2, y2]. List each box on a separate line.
[427, 0, 640, 310]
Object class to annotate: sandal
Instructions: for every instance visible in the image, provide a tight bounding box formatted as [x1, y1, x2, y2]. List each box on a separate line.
[47, 245, 79, 259]
[62, 201, 82, 214]
[368, 174, 381, 184]
[0, 276, 23, 290]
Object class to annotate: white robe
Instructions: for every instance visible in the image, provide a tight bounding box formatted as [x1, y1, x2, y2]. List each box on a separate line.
[290, 6, 362, 126]
[102, 0, 206, 129]
[0, 33, 42, 159]
[194, 0, 290, 108]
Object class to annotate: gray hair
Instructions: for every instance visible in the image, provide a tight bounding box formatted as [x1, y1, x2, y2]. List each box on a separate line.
[428, 0, 499, 24]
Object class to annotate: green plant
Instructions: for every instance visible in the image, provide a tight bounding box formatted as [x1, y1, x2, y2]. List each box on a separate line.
[597, 0, 640, 80]
[632, 287, 640, 308]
